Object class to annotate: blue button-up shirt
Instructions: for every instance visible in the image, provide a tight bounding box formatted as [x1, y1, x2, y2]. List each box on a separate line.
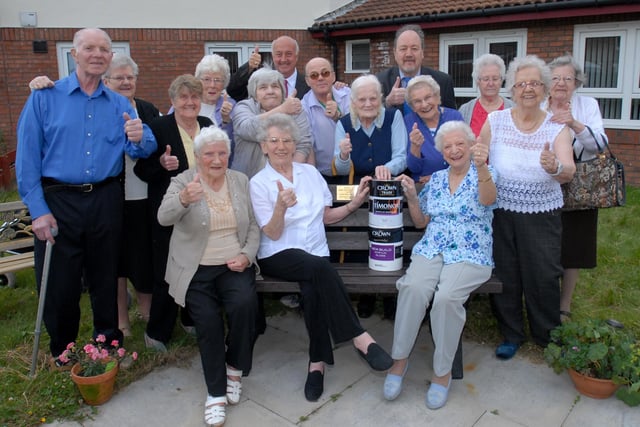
[16, 72, 157, 219]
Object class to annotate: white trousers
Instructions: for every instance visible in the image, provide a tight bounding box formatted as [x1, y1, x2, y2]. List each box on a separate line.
[392, 254, 492, 376]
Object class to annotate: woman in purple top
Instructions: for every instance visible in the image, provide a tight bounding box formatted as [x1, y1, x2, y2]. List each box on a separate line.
[404, 75, 464, 183]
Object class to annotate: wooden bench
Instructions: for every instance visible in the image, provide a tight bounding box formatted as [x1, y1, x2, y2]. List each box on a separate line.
[0, 200, 34, 287]
[256, 184, 502, 379]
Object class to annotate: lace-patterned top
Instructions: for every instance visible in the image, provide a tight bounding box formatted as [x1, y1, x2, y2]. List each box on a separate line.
[488, 109, 565, 213]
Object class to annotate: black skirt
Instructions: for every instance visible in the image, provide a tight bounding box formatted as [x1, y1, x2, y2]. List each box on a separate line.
[561, 209, 598, 269]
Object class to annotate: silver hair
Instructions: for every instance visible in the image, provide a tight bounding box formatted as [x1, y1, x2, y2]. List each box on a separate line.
[193, 125, 231, 155]
[256, 113, 301, 145]
[433, 121, 475, 153]
[247, 67, 285, 101]
[73, 28, 112, 50]
[105, 53, 138, 77]
[548, 55, 585, 89]
[394, 24, 425, 49]
[194, 54, 231, 88]
[405, 75, 440, 103]
[471, 53, 506, 82]
[271, 36, 299, 55]
[505, 55, 552, 98]
[349, 74, 383, 128]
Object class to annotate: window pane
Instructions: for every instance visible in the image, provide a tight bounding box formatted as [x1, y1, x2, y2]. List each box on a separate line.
[211, 51, 239, 74]
[489, 42, 517, 70]
[596, 98, 622, 120]
[584, 36, 620, 88]
[631, 99, 640, 121]
[448, 44, 473, 87]
[351, 43, 370, 70]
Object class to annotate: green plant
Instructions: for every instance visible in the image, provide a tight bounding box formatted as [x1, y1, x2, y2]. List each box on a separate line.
[543, 318, 635, 380]
[614, 341, 640, 406]
[60, 334, 137, 377]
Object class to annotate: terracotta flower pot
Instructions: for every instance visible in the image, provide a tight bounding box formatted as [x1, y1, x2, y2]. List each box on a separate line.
[70, 362, 119, 405]
[568, 368, 620, 399]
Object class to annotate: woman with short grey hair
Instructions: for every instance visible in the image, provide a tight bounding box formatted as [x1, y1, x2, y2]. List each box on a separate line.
[458, 53, 514, 136]
[231, 67, 314, 178]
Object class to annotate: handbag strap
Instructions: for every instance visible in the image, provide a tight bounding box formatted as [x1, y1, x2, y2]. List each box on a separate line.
[583, 125, 618, 160]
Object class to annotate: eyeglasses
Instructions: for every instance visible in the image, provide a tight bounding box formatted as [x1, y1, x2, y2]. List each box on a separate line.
[479, 76, 502, 83]
[513, 80, 544, 90]
[551, 76, 576, 84]
[265, 137, 295, 145]
[308, 70, 332, 80]
[200, 77, 225, 85]
[107, 75, 137, 83]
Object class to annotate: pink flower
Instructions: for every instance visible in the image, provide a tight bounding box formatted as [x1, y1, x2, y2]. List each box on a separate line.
[132, 352, 138, 361]
[84, 344, 96, 354]
[96, 334, 106, 343]
[59, 351, 70, 363]
[111, 340, 119, 347]
[66, 342, 75, 350]
[117, 348, 126, 358]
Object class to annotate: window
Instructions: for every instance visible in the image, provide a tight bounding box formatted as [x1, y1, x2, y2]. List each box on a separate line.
[346, 40, 370, 73]
[575, 21, 640, 128]
[205, 43, 273, 75]
[56, 42, 130, 78]
[440, 29, 527, 103]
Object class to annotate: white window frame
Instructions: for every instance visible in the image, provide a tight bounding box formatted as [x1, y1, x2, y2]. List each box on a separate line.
[575, 21, 640, 129]
[440, 29, 527, 100]
[56, 42, 130, 79]
[345, 39, 370, 73]
[205, 42, 272, 70]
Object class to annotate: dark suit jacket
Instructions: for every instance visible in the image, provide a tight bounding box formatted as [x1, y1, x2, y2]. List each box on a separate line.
[134, 97, 161, 124]
[133, 114, 213, 281]
[376, 66, 457, 110]
[227, 62, 309, 100]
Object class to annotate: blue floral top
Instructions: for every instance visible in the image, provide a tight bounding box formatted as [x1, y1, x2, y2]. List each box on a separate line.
[412, 164, 497, 267]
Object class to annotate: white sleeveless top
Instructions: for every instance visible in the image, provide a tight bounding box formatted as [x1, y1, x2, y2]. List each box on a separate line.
[488, 109, 565, 213]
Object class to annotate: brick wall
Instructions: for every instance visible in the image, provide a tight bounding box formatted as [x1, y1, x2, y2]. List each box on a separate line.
[1, 18, 638, 187]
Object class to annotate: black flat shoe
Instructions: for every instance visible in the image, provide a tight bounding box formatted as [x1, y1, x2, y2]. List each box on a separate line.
[356, 342, 393, 371]
[304, 369, 324, 402]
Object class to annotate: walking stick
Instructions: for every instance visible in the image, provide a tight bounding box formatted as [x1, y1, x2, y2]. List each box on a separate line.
[29, 228, 57, 378]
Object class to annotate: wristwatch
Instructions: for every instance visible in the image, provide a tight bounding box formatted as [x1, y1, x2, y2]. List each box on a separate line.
[549, 159, 564, 177]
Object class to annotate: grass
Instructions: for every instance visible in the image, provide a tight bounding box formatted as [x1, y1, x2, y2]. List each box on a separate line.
[0, 187, 638, 426]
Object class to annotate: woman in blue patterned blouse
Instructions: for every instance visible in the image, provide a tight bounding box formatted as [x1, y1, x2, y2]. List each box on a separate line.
[383, 121, 497, 410]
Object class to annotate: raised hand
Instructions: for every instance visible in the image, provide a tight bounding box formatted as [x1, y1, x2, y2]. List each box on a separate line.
[180, 173, 204, 205]
[276, 180, 297, 209]
[280, 89, 302, 115]
[339, 133, 352, 160]
[396, 174, 418, 200]
[409, 122, 424, 156]
[249, 45, 261, 70]
[123, 112, 143, 142]
[220, 92, 233, 123]
[470, 135, 489, 167]
[539, 142, 558, 174]
[324, 92, 339, 120]
[549, 101, 577, 129]
[386, 76, 406, 107]
[160, 145, 179, 171]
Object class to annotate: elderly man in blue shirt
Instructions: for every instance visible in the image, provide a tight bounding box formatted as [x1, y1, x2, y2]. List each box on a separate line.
[16, 27, 156, 368]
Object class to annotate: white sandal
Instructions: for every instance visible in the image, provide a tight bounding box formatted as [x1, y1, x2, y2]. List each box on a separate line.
[226, 366, 242, 405]
[204, 395, 226, 427]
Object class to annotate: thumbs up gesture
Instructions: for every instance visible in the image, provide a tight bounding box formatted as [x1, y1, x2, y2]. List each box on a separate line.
[123, 112, 143, 142]
[324, 92, 339, 120]
[539, 142, 558, 174]
[281, 88, 302, 115]
[408, 122, 424, 155]
[470, 135, 489, 167]
[249, 45, 261, 69]
[220, 91, 233, 124]
[179, 173, 204, 206]
[276, 180, 297, 209]
[386, 76, 406, 108]
[339, 133, 352, 160]
[160, 144, 179, 171]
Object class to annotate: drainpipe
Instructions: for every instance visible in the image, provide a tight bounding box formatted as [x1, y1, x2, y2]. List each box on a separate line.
[322, 28, 340, 80]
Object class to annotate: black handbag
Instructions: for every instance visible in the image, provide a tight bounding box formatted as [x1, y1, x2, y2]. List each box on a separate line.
[561, 126, 626, 211]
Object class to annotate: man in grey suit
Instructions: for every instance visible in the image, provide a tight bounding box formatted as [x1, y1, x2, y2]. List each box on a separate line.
[376, 24, 456, 112]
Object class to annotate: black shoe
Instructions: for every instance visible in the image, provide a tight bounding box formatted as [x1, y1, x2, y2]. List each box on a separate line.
[304, 369, 324, 402]
[356, 342, 393, 371]
[357, 295, 375, 318]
